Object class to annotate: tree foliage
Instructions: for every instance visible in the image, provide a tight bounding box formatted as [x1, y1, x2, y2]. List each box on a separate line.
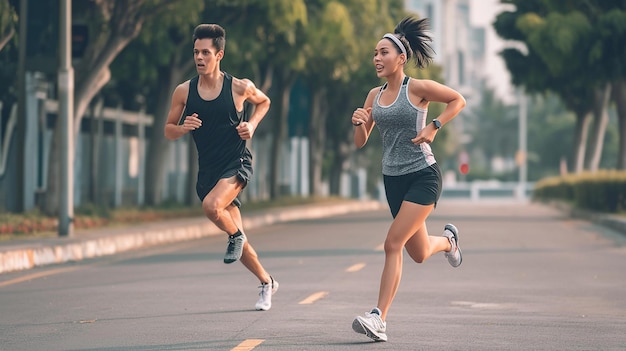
[494, 0, 626, 172]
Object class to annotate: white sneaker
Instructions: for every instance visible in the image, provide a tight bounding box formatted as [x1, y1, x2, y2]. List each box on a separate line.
[443, 223, 462, 267]
[352, 308, 387, 342]
[255, 276, 279, 311]
[223, 232, 246, 264]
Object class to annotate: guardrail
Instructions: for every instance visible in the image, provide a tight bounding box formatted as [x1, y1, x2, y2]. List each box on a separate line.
[441, 181, 534, 201]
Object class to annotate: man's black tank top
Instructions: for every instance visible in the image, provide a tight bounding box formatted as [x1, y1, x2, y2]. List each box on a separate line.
[183, 72, 248, 174]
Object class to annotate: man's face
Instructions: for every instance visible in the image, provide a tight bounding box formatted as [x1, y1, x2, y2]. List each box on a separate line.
[193, 38, 222, 74]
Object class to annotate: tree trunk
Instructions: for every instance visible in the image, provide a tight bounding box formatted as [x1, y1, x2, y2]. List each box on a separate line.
[0, 26, 14, 52]
[585, 83, 612, 172]
[573, 110, 591, 174]
[269, 70, 295, 199]
[42, 117, 62, 215]
[89, 98, 104, 204]
[329, 154, 342, 196]
[144, 59, 192, 205]
[328, 132, 353, 196]
[308, 88, 328, 196]
[42, 0, 185, 213]
[42, 67, 112, 215]
[612, 80, 626, 170]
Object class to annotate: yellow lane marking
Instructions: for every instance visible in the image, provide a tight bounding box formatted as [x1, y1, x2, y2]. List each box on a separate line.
[345, 263, 366, 272]
[298, 291, 329, 305]
[0, 266, 80, 288]
[375, 243, 384, 251]
[231, 339, 264, 350]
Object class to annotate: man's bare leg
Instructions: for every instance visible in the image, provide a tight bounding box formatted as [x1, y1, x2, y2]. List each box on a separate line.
[201, 176, 244, 235]
[225, 191, 278, 311]
[227, 204, 271, 284]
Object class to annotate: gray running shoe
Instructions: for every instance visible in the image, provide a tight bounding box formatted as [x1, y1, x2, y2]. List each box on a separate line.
[223, 233, 246, 264]
[352, 309, 387, 342]
[255, 276, 279, 311]
[443, 223, 462, 267]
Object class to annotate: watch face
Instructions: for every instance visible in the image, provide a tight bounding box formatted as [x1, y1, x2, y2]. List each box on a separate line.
[433, 119, 441, 129]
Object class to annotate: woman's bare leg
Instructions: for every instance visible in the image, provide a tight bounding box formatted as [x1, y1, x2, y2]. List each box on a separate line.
[376, 201, 439, 321]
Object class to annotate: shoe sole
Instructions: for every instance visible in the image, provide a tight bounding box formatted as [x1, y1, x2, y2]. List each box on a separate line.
[444, 224, 462, 267]
[445, 223, 459, 242]
[352, 318, 387, 342]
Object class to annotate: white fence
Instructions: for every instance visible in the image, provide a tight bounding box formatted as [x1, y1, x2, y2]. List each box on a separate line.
[441, 181, 534, 201]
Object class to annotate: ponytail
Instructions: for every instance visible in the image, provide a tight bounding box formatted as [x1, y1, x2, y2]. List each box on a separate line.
[391, 16, 435, 69]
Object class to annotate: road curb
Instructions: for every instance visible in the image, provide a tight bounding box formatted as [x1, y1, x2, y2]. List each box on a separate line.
[0, 200, 385, 275]
[549, 201, 626, 235]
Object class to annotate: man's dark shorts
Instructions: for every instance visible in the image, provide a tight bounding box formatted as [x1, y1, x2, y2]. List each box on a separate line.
[383, 163, 442, 218]
[195, 153, 253, 208]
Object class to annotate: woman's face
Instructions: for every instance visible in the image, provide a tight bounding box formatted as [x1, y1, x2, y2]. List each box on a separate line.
[373, 38, 405, 78]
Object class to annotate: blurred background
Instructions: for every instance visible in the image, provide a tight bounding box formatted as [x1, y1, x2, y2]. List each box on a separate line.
[0, 0, 625, 232]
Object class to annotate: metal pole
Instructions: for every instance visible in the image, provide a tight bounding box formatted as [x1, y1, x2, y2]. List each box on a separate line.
[518, 89, 528, 200]
[58, 0, 74, 236]
[16, 0, 28, 212]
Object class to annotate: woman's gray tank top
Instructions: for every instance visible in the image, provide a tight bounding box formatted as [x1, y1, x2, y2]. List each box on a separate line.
[372, 76, 436, 176]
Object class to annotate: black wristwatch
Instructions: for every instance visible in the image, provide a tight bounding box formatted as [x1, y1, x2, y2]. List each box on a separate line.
[432, 119, 442, 129]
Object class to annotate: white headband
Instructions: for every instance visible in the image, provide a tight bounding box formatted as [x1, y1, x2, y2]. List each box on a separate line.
[383, 33, 407, 58]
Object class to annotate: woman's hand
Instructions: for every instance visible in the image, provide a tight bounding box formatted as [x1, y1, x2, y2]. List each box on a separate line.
[411, 122, 438, 144]
[352, 107, 371, 126]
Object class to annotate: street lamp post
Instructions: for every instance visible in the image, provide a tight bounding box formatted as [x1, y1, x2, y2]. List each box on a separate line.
[518, 89, 528, 200]
[58, 0, 74, 236]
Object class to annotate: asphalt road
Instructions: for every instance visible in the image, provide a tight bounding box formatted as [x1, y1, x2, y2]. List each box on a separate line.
[1, 201, 625, 351]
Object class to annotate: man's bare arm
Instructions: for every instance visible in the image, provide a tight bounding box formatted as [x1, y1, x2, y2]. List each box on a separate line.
[164, 82, 201, 140]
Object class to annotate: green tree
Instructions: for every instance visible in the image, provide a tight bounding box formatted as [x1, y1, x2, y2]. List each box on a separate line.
[0, 0, 16, 52]
[494, 0, 626, 173]
[299, 0, 390, 196]
[201, 0, 308, 199]
[0, 0, 17, 109]
[42, 0, 191, 214]
[320, 0, 406, 195]
[105, 1, 204, 206]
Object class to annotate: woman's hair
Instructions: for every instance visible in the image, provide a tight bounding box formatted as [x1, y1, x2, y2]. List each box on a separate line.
[390, 16, 434, 69]
[192, 24, 226, 51]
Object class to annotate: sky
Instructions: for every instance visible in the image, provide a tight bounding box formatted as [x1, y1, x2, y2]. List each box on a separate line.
[469, 0, 516, 104]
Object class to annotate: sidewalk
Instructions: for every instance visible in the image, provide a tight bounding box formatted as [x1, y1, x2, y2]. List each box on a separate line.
[2, 199, 625, 276]
[0, 200, 386, 275]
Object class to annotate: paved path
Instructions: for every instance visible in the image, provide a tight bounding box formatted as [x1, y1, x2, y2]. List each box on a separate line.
[1, 200, 625, 350]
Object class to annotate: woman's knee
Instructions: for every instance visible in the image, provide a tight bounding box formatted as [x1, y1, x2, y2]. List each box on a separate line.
[384, 237, 405, 255]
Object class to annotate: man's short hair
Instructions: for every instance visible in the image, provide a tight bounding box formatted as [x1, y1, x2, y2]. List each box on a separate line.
[192, 24, 225, 51]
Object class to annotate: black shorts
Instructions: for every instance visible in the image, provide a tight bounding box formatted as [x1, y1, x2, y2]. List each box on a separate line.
[195, 153, 253, 207]
[383, 163, 442, 218]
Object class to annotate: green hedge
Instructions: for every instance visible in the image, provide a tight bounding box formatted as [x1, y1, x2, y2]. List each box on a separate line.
[533, 171, 626, 213]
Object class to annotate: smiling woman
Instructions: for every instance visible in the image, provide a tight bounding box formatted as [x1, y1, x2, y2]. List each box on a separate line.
[349, 15, 467, 343]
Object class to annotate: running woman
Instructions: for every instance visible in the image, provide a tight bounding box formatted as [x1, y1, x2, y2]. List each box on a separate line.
[164, 24, 278, 311]
[350, 16, 465, 341]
